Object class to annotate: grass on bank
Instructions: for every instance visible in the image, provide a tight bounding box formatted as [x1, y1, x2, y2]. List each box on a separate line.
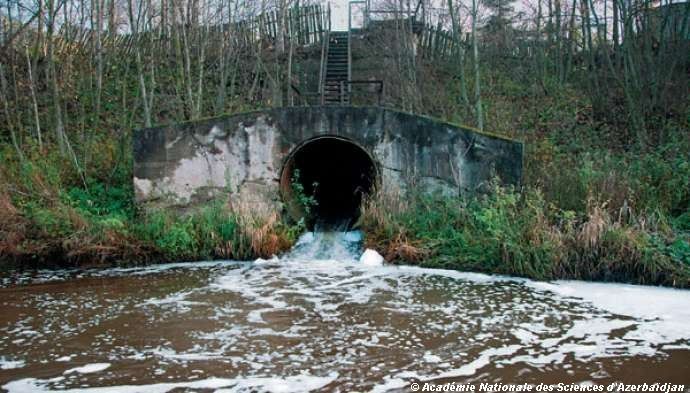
[360, 177, 690, 288]
[2, 132, 689, 289]
[0, 147, 301, 267]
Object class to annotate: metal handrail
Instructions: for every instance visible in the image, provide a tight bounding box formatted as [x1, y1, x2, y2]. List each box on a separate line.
[291, 84, 321, 106]
[318, 29, 330, 105]
[348, 29, 352, 97]
[290, 79, 383, 107]
[345, 80, 384, 106]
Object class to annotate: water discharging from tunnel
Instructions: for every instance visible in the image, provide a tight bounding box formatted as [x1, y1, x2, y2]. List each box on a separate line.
[284, 226, 365, 262]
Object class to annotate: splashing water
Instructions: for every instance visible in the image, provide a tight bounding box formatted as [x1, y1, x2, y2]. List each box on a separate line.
[285, 229, 364, 262]
[1, 230, 690, 392]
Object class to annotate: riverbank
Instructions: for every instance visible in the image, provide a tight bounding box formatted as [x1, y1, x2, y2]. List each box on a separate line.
[1, 186, 689, 290]
[361, 184, 690, 288]
[2, 132, 689, 288]
[0, 166, 302, 268]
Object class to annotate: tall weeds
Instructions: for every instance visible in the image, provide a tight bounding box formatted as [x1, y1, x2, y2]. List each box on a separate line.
[360, 181, 690, 288]
[0, 149, 300, 267]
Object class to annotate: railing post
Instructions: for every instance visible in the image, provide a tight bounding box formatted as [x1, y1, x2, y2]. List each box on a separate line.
[319, 30, 329, 106]
[377, 82, 383, 106]
[348, 0, 353, 95]
[365, 0, 370, 28]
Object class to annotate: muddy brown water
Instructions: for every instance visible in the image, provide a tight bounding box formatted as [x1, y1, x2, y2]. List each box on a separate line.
[1, 232, 689, 392]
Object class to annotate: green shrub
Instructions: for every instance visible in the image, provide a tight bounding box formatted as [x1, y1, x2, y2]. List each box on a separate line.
[362, 182, 690, 288]
[157, 221, 197, 260]
[65, 179, 134, 220]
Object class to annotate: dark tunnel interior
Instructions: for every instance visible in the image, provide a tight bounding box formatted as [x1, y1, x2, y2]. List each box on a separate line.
[281, 137, 377, 229]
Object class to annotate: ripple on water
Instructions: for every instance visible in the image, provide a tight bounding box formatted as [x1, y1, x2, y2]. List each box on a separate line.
[1, 231, 690, 392]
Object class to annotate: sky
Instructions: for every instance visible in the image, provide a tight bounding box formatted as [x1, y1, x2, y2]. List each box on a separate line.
[328, 0, 368, 30]
[330, 0, 351, 30]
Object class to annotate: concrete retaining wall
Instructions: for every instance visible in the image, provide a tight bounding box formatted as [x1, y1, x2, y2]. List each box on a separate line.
[133, 106, 523, 210]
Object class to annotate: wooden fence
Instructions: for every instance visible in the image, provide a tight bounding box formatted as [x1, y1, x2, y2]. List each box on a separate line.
[418, 22, 462, 60]
[51, 4, 331, 57]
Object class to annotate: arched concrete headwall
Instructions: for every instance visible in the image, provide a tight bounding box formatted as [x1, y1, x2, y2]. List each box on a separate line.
[133, 106, 523, 209]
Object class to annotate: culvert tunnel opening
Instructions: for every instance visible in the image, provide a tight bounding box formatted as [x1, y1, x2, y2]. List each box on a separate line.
[281, 137, 377, 229]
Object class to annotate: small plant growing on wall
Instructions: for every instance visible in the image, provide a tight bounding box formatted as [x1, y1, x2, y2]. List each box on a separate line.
[291, 169, 319, 222]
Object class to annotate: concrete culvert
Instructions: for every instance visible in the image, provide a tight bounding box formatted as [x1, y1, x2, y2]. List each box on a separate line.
[280, 136, 377, 229]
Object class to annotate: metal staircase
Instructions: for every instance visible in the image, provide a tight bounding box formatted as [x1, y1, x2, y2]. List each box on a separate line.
[302, 1, 384, 106]
[321, 31, 351, 105]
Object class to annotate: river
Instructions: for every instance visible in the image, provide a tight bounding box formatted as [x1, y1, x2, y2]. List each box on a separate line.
[1, 231, 689, 392]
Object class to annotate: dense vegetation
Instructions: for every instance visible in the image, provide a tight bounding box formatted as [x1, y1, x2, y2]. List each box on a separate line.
[0, 0, 688, 286]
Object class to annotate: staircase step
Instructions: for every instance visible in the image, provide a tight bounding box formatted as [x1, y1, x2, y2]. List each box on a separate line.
[320, 31, 351, 107]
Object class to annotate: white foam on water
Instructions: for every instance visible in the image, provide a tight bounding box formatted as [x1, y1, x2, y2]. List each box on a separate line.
[360, 249, 384, 266]
[423, 353, 443, 363]
[434, 345, 522, 379]
[3, 373, 337, 393]
[140, 290, 204, 309]
[63, 363, 111, 374]
[0, 357, 25, 370]
[370, 377, 410, 393]
[149, 347, 227, 362]
[2, 261, 246, 288]
[527, 280, 690, 348]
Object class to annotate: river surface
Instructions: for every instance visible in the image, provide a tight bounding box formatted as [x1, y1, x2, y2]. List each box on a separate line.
[1, 231, 690, 392]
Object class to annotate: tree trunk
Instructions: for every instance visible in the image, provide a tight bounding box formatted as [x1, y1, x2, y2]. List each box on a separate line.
[447, 0, 469, 105]
[46, 0, 67, 154]
[26, 48, 43, 149]
[471, 0, 483, 131]
[128, 0, 153, 127]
